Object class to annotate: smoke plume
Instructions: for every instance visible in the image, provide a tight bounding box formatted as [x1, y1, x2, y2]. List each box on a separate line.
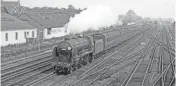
[67, 5, 120, 34]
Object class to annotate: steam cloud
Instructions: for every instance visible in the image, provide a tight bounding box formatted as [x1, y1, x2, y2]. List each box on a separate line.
[67, 5, 120, 34]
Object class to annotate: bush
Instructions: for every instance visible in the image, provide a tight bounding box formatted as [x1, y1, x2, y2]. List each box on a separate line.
[1, 37, 64, 58]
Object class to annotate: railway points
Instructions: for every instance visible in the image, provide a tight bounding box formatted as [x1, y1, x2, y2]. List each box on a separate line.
[1, 23, 175, 86]
[1, 1, 175, 86]
[25, 25, 149, 86]
[40, 24, 157, 86]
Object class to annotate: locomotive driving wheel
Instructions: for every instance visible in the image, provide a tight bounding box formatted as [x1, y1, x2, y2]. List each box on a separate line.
[56, 69, 60, 75]
[53, 66, 56, 70]
[77, 63, 82, 68]
[68, 67, 74, 74]
[83, 56, 88, 65]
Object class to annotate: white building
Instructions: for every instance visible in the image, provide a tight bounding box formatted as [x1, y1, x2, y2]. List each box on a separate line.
[1, 12, 37, 46]
[44, 27, 69, 39]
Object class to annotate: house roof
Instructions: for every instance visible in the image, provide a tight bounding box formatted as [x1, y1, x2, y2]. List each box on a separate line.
[1, 7, 8, 13]
[1, 1, 20, 7]
[1, 1, 19, 13]
[19, 11, 71, 28]
[1, 1, 25, 15]
[1, 13, 35, 31]
[26, 8, 60, 13]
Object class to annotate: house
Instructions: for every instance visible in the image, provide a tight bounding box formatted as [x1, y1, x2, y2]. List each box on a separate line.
[1, 10, 37, 46]
[18, 10, 71, 41]
[1, 0, 26, 16]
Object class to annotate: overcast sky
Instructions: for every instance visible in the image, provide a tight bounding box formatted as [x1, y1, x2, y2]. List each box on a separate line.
[3, 0, 175, 19]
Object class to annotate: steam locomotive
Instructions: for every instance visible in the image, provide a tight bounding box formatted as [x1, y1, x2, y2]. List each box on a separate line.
[52, 26, 146, 74]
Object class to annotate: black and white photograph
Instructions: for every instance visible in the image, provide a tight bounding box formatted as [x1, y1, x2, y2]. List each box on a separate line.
[1, 0, 175, 86]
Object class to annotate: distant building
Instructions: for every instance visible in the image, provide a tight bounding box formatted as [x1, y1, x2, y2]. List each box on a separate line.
[1, 0, 26, 16]
[118, 10, 143, 25]
[18, 11, 71, 41]
[1, 12, 37, 46]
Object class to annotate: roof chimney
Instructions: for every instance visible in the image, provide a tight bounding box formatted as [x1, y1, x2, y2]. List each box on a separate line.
[18, 0, 21, 6]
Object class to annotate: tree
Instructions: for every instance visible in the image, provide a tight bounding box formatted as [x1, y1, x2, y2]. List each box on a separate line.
[68, 5, 75, 10]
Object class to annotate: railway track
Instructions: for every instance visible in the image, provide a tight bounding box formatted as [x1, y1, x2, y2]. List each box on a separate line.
[17, 24, 151, 86]
[88, 29, 159, 86]
[166, 26, 175, 51]
[113, 27, 174, 86]
[118, 35, 156, 86]
[157, 28, 175, 86]
[42, 27, 156, 86]
[166, 27, 175, 79]
[166, 25, 175, 41]
[6, 65, 53, 86]
[78, 28, 157, 86]
[3, 24, 173, 86]
[27, 35, 144, 86]
[139, 27, 175, 86]
[71, 35, 147, 86]
[152, 58, 175, 86]
[25, 25, 153, 86]
[1, 52, 53, 86]
[116, 26, 175, 86]
[1, 52, 51, 72]
[148, 35, 175, 56]
[1, 25, 147, 86]
[65, 26, 174, 86]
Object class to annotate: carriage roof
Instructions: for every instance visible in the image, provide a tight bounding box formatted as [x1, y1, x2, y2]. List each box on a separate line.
[101, 30, 120, 37]
[92, 30, 120, 39]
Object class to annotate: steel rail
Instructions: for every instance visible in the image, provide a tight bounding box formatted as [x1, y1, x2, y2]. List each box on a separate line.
[1, 57, 52, 79]
[2, 60, 51, 82]
[83, 30, 155, 86]
[1, 53, 51, 73]
[120, 38, 154, 86]
[64, 30, 149, 86]
[160, 29, 164, 86]
[6, 65, 52, 86]
[168, 76, 175, 86]
[148, 36, 175, 56]
[28, 32, 141, 86]
[141, 43, 157, 86]
[152, 57, 175, 86]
